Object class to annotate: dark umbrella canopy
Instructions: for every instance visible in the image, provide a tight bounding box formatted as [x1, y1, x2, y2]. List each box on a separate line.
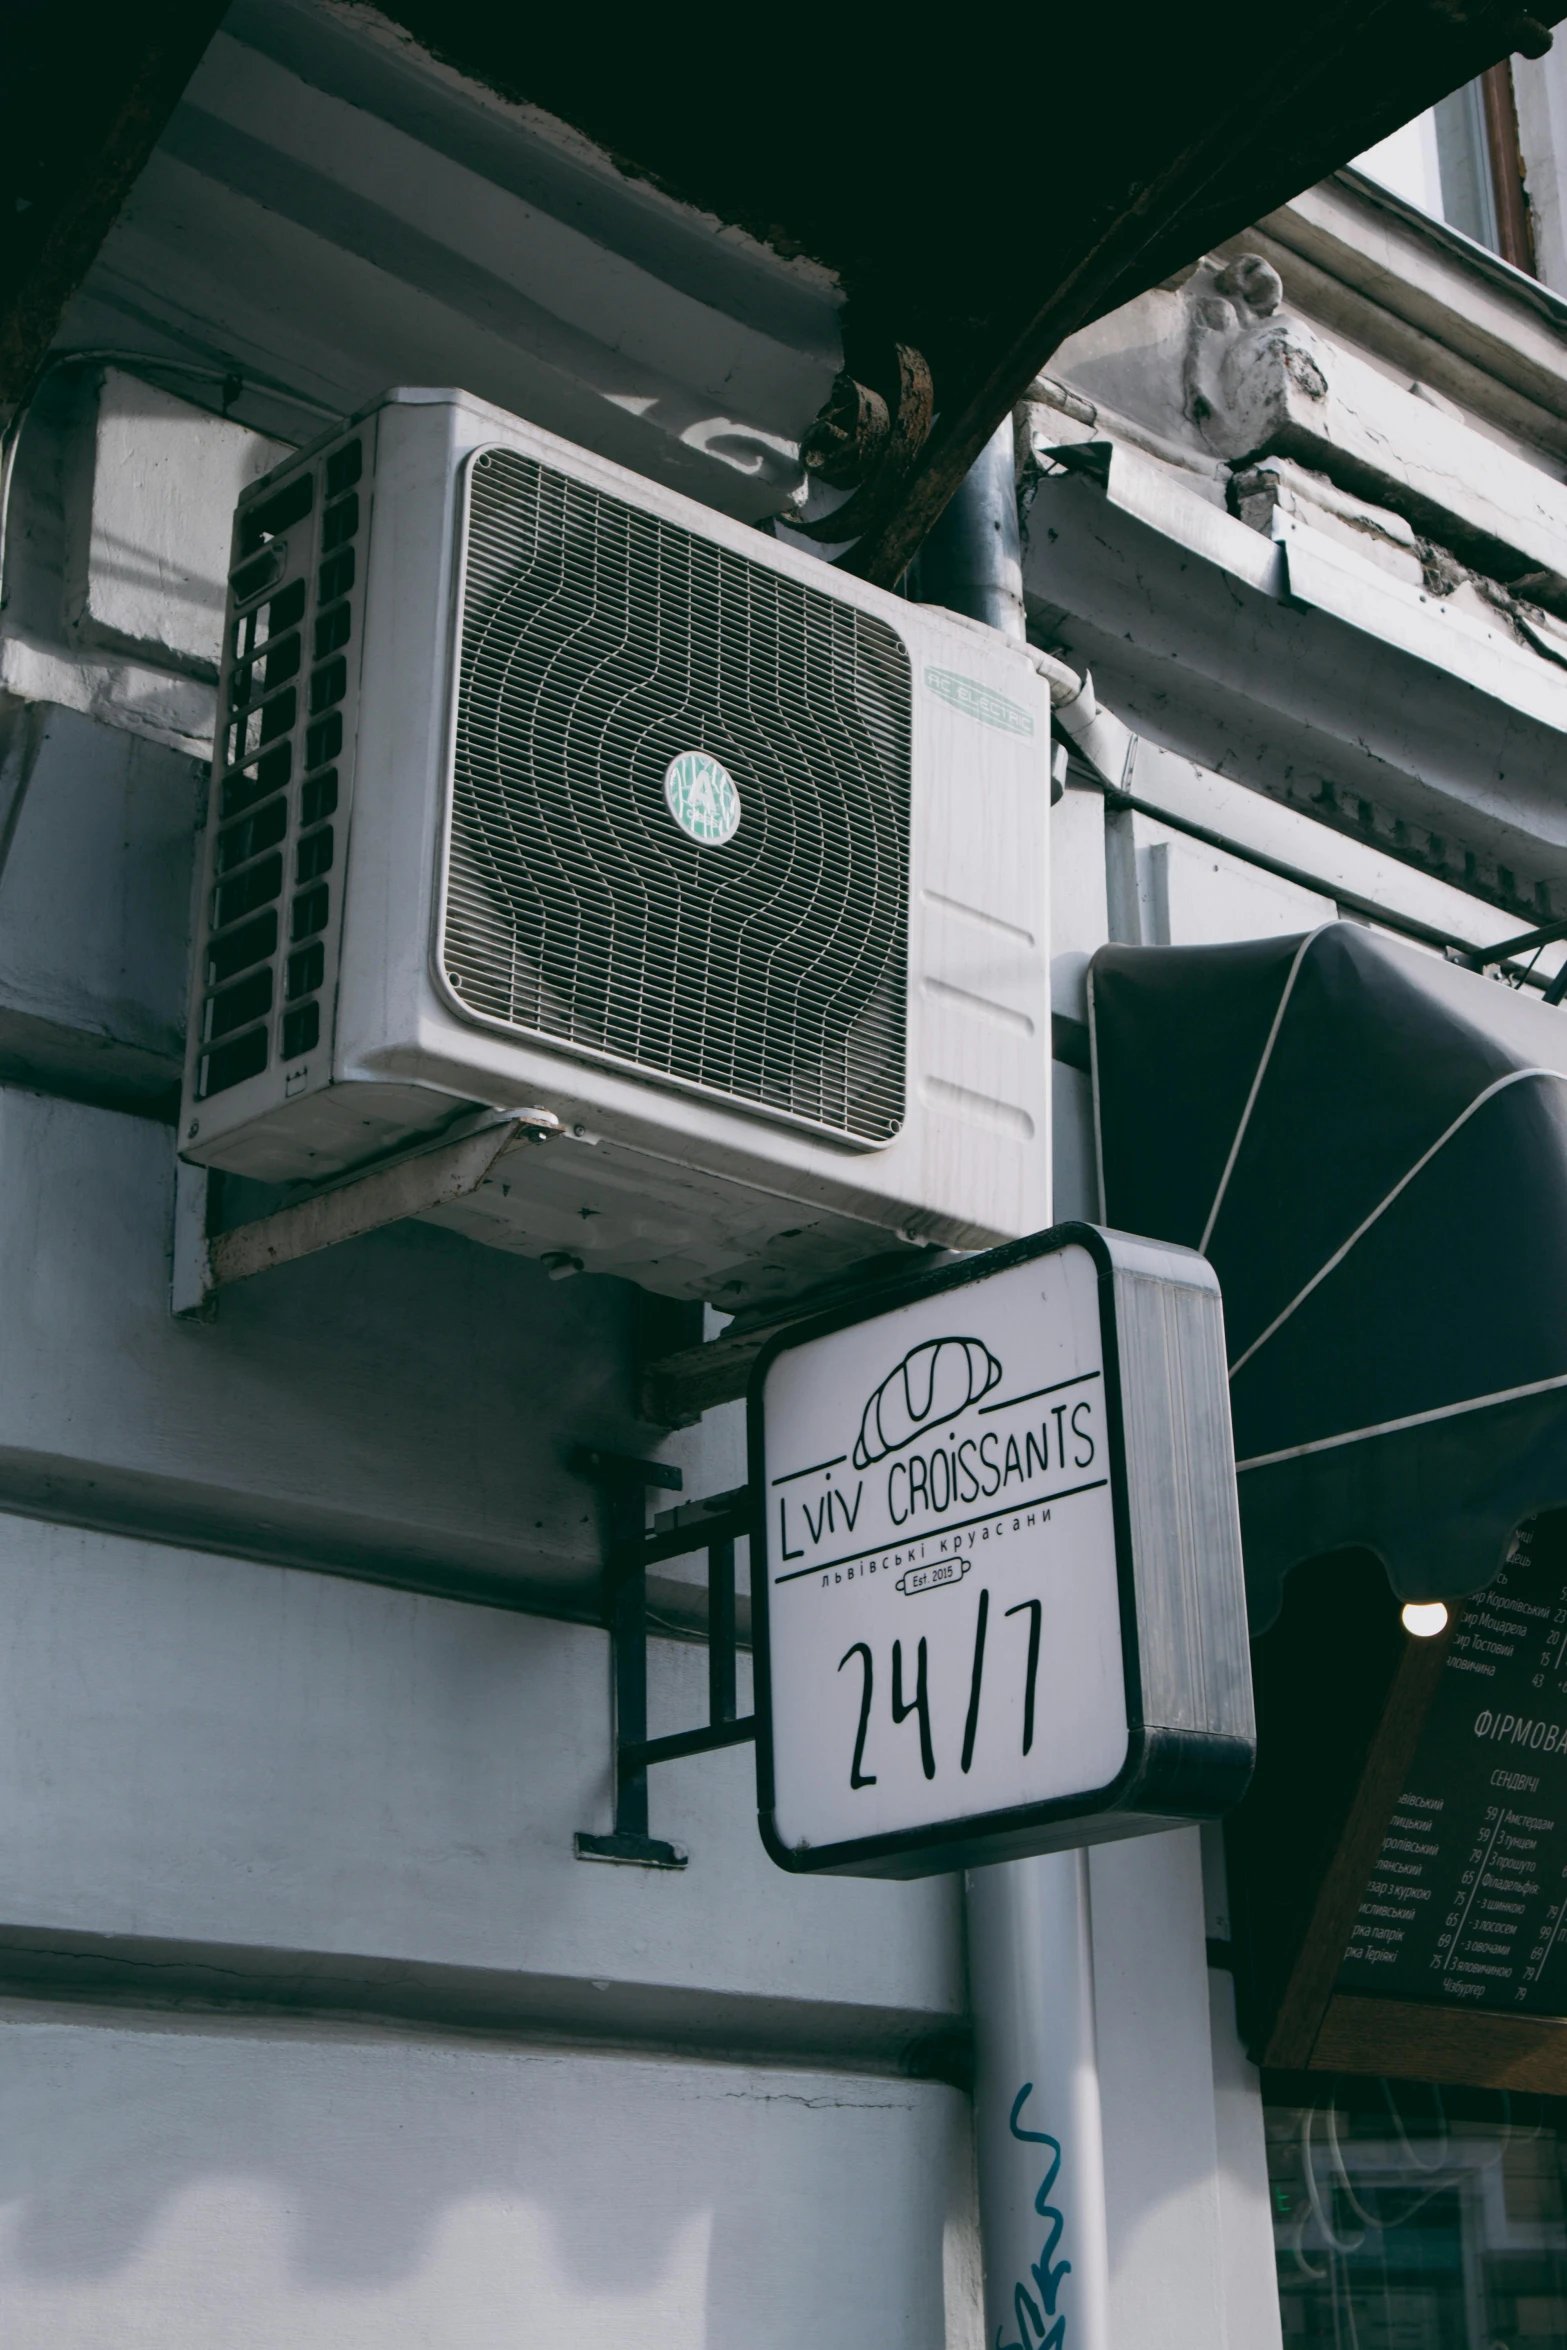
[1091, 922, 1567, 1629]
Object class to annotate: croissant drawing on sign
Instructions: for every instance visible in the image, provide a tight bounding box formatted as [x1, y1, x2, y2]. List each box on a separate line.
[852, 1337, 1003, 1469]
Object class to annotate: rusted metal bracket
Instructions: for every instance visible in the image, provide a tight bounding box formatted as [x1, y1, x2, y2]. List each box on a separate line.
[1459, 914, 1567, 1005]
[639, 1313, 795, 1426]
[170, 1106, 560, 1317]
[640, 1255, 950, 1426]
[571, 1448, 754, 1870]
[791, 343, 934, 549]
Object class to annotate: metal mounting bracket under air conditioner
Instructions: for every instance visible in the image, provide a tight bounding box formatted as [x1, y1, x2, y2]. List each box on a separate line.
[170, 1105, 563, 1317]
[571, 1449, 755, 1870]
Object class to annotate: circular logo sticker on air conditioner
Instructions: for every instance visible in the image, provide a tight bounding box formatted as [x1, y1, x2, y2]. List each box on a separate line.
[663, 750, 740, 846]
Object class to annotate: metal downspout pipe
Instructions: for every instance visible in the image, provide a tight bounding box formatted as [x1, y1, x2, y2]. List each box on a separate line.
[915, 415, 1113, 2350]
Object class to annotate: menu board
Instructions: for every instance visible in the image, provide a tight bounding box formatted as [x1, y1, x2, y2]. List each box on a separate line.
[1335, 1519, 1567, 2017]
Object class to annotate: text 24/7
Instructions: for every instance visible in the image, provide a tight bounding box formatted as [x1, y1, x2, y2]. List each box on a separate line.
[837, 1587, 1047, 1787]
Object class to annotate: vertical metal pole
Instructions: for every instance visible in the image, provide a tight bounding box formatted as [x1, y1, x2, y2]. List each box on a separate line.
[968, 1852, 1112, 2350]
[918, 415, 1111, 2350]
[610, 1483, 650, 1839]
[708, 1537, 737, 1725]
[913, 410, 1026, 639]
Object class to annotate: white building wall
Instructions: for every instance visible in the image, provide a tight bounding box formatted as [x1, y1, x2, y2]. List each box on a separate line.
[0, 378, 1322, 2350]
[0, 640, 1295, 2350]
[0, 1085, 639, 1610]
[0, 157, 991, 2344]
[1092, 1831, 1228, 2347]
[0, 1514, 960, 2041]
[0, 2008, 972, 2350]
[0, 1513, 972, 2349]
[0, 705, 197, 1114]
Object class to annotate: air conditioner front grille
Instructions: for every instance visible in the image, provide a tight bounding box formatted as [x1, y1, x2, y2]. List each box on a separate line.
[442, 449, 912, 1142]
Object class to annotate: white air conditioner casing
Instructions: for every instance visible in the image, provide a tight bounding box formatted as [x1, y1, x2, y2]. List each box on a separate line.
[180, 389, 1051, 1306]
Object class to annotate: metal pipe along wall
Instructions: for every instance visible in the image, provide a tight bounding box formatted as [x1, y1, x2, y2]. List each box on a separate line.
[968, 1851, 1112, 2350]
[917, 411, 1112, 2350]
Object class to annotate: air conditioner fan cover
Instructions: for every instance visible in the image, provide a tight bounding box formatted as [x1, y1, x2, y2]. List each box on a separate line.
[441, 448, 913, 1141]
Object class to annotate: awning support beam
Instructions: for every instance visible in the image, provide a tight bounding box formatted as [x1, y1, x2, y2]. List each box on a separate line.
[1461, 916, 1567, 1003]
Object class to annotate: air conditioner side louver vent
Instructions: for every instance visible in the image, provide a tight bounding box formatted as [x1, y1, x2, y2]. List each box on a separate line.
[442, 448, 912, 1142]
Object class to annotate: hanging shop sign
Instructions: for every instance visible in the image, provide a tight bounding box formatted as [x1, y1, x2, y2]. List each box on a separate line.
[1230, 1510, 1567, 2093]
[748, 1223, 1256, 1877]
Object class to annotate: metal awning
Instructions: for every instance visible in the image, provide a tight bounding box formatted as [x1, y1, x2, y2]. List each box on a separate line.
[1091, 922, 1567, 1627]
[5, 1, 1566, 584]
[362, 2, 1567, 583]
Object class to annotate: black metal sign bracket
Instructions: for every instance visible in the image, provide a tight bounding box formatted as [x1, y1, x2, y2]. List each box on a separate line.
[571, 1449, 755, 1870]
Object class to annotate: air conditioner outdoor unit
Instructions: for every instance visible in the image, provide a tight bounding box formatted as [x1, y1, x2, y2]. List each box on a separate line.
[179, 389, 1052, 1307]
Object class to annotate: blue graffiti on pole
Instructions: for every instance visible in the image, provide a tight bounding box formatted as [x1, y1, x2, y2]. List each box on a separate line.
[995, 2083, 1071, 2350]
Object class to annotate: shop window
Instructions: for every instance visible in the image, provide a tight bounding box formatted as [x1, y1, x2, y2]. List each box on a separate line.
[1352, 66, 1535, 273]
[1267, 2084, 1567, 2344]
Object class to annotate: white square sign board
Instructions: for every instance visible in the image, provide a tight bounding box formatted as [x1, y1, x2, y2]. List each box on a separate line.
[748, 1224, 1254, 1876]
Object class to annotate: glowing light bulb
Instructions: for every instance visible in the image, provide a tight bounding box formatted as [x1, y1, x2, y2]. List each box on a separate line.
[1401, 1601, 1449, 1639]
